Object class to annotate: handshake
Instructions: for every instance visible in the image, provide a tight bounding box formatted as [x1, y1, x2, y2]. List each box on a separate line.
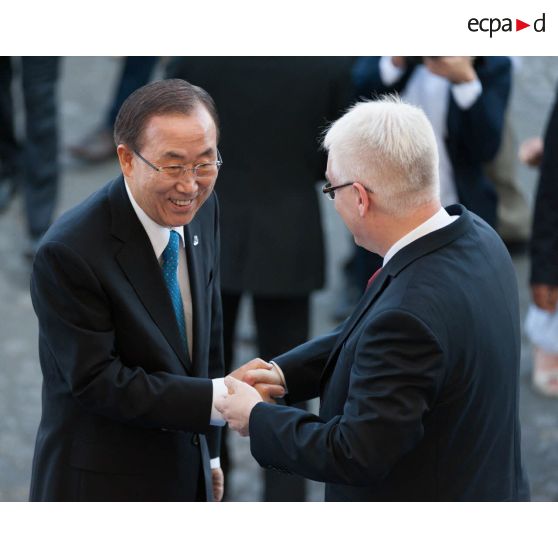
[214, 358, 286, 437]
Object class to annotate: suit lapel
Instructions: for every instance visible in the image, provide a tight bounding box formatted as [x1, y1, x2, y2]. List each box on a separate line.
[183, 224, 206, 377]
[318, 204, 471, 395]
[109, 177, 192, 372]
[319, 270, 391, 394]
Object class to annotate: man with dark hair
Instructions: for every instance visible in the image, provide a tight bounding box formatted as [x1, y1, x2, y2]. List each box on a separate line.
[29, 79, 246, 501]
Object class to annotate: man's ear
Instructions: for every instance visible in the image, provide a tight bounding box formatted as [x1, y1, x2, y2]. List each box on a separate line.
[117, 145, 134, 177]
[354, 182, 370, 217]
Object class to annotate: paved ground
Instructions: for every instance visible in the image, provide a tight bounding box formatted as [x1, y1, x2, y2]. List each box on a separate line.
[1, 57, 558, 501]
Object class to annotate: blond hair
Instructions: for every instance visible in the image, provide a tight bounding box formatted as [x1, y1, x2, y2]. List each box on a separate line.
[323, 95, 440, 215]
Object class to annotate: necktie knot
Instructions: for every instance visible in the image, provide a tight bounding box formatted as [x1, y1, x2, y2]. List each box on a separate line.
[162, 230, 180, 270]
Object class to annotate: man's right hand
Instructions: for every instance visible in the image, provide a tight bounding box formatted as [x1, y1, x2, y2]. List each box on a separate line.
[228, 358, 285, 403]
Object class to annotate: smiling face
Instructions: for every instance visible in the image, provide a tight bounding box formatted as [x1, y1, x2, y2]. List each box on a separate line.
[118, 106, 219, 228]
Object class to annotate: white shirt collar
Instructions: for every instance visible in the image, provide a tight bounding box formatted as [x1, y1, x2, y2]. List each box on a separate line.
[124, 179, 185, 260]
[383, 207, 458, 266]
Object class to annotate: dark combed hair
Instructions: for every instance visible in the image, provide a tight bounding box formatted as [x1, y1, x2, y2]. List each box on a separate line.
[113, 78, 219, 150]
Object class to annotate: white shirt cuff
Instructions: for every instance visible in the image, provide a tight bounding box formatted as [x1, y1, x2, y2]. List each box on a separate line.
[210, 457, 221, 469]
[379, 56, 405, 86]
[451, 79, 482, 110]
[269, 361, 288, 395]
[210, 378, 226, 426]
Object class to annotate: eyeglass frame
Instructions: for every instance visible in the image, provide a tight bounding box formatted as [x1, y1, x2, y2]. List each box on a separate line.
[133, 148, 223, 179]
[322, 180, 373, 200]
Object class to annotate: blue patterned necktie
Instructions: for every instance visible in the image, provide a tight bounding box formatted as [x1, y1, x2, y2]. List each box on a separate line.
[161, 230, 188, 356]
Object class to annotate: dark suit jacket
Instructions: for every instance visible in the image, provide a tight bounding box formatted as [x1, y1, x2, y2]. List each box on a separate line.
[530, 92, 558, 285]
[352, 57, 512, 227]
[29, 176, 224, 501]
[168, 57, 354, 296]
[248, 206, 529, 501]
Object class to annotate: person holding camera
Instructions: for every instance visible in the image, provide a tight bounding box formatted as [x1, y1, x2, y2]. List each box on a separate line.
[352, 56, 512, 227]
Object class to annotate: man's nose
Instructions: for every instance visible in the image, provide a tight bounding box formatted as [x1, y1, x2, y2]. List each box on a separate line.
[175, 171, 198, 191]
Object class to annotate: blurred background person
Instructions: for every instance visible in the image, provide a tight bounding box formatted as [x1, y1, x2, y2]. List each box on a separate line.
[333, 56, 512, 321]
[168, 56, 354, 501]
[485, 59, 531, 255]
[68, 57, 159, 163]
[0, 56, 60, 257]
[522, 90, 558, 396]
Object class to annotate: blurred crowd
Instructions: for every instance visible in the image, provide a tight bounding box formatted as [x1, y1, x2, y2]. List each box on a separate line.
[1, 56, 558, 501]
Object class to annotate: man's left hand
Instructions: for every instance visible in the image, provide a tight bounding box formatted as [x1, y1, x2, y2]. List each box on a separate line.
[214, 376, 263, 436]
[424, 56, 477, 84]
[211, 467, 224, 502]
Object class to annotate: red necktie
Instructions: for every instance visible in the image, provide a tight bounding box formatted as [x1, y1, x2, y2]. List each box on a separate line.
[366, 267, 382, 290]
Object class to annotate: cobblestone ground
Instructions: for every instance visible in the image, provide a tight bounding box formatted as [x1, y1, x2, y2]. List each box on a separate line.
[1, 57, 558, 501]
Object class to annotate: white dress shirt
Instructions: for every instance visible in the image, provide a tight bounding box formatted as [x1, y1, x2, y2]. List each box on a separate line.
[383, 207, 458, 265]
[379, 57, 482, 207]
[124, 181, 225, 468]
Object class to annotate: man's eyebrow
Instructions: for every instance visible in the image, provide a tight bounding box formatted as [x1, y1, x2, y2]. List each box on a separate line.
[162, 148, 215, 161]
[163, 151, 186, 160]
[196, 147, 215, 158]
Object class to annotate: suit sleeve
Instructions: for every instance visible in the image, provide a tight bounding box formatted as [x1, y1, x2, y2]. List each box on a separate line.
[530, 94, 558, 286]
[206, 192, 225, 458]
[273, 321, 345, 404]
[31, 240, 214, 434]
[447, 57, 511, 163]
[249, 310, 443, 486]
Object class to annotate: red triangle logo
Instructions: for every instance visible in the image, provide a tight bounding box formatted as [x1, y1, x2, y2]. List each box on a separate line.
[516, 19, 530, 31]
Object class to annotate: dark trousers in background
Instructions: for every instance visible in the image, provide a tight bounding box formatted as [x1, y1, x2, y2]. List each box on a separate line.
[222, 292, 310, 502]
[0, 57, 59, 239]
[106, 57, 159, 128]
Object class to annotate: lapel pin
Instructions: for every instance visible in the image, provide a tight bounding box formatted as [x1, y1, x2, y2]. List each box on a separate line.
[193, 235, 199, 246]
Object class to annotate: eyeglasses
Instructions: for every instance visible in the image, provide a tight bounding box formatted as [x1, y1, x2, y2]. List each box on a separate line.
[134, 149, 223, 179]
[322, 180, 373, 200]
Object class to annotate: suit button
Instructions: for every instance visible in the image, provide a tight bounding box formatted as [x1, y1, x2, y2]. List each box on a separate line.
[192, 433, 200, 446]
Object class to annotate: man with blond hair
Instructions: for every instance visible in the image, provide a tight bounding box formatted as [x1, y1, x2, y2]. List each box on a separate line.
[217, 96, 530, 501]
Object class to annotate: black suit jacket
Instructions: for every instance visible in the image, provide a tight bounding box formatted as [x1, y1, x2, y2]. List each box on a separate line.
[249, 206, 529, 501]
[352, 57, 512, 227]
[29, 176, 224, 501]
[530, 92, 558, 285]
[168, 57, 354, 296]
